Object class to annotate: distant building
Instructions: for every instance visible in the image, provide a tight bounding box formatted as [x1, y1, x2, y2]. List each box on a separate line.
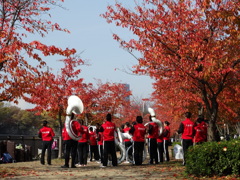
[122, 83, 130, 102]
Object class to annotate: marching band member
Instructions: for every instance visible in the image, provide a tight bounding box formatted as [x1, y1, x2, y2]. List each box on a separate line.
[177, 112, 195, 166]
[147, 115, 159, 164]
[61, 114, 81, 168]
[163, 121, 171, 161]
[96, 123, 104, 164]
[129, 116, 146, 165]
[123, 122, 132, 163]
[99, 113, 118, 167]
[194, 118, 205, 144]
[38, 120, 55, 166]
[76, 119, 89, 167]
[89, 126, 100, 161]
[157, 131, 164, 163]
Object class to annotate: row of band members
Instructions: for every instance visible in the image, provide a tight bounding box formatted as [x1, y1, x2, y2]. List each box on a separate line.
[38, 112, 207, 168]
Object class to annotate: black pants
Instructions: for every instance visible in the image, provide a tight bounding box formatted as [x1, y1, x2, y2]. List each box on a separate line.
[102, 141, 117, 166]
[182, 139, 193, 165]
[148, 138, 158, 164]
[125, 141, 132, 160]
[98, 144, 103, 163]
[89, 145, 99, 161]
[157, 142, 164, 163]
[41, 140, 53, 165]
[63, 139, 78, 167]
[133, 141, 144, 165]
[163, 140, 170, 161]
[77, 142, 89, 165]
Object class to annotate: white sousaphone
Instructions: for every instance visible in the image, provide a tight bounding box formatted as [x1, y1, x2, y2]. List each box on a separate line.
[114, 128, 133, 164]
[65, 95, 84, 141]
[145, 107, 164, 136]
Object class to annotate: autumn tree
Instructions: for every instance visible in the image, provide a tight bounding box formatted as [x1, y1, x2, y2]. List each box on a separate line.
[23, 55, 87, 135]
[102, 0, 240, 141]
[81, 80, 132, 127]
[0, 0, 76, 103]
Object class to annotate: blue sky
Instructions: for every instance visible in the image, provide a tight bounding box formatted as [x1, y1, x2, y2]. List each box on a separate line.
[15, 0, 154, 109]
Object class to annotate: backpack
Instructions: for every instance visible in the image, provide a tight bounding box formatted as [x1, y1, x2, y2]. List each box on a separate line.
[2, 153, 13, 163]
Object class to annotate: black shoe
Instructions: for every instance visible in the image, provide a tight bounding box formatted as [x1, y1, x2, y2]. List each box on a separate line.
[61, 165, 69, 168]
[71, 165, 76, 168]
[41, 163, 45, 165]
[48, 164, 52, 166]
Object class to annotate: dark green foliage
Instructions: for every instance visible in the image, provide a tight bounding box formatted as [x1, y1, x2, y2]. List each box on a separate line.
[0, 102, 56, 135]
[185, 139, 240, 177]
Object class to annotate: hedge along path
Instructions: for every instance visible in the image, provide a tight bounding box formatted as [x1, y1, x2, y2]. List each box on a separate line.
[0, 159, 187, 179]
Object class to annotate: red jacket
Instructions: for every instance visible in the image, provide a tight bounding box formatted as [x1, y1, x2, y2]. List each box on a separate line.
[78, 125, 89, 143]
[123, 127, 131, 142]
[148, 122, 159, 139]
[101, 121, 116, 141]
[39, 126, 55, 141]
[163, 126, 170, 140]
[62, 121, 81, 141]
[194, 124, 205, 143]
[132, 123, 146, 142]
[157, 133, 164, 143]
[178, 118, 195, 140]
[200, 121, 208, 142]
[97, 132, 103, 145]
[89, 131, 97, 145]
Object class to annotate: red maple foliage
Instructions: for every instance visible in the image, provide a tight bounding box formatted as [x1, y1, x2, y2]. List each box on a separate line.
[23, 55, 86, 132]
[81, 80, 133, 127]
[0, 0, 74, 103]
[101, 0, 240, 141]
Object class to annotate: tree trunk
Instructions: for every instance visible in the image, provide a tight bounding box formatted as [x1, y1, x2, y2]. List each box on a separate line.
[205, 97, 220, 142]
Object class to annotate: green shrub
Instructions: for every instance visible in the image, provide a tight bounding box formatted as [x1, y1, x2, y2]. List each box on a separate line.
[185, 139, 240, 177]
[172, 141, 181, 147]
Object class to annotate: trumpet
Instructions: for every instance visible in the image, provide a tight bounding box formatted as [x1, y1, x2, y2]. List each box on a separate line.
[65, 95, 84, 141]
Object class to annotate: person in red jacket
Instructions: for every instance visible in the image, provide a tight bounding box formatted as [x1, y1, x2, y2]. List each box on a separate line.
[99, 113, 117, 167]
[199, 117, 208, 142]
[38, 120, 55, 165]
[89, 126, 99, 161]
[129, 116, 146, 165]
[194, 118, 205, 144]
[61, 115, 81, 168]
[123, 122, 132, 163]
[163, 121, 171, 161]
[76, 120, 89, 167]
[96, 123, 104, 164]
[157, 132, 164, 163]
[177, 112, 195, 165]
[147, 115, 159, 164]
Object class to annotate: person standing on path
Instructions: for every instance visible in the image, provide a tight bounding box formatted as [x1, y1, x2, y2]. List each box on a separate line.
[194, 118, 205, 145]
[97, 125, 104, 164]
[157, 132, 164, 163]
[163, 121, 171, 161]
[177, 112, 195, 165]
[123, 122, 132, 163]
[147, 115, 159, 164]
[76, 120, 89, 166]
[99, 113, 118, 167]
[38, 120, 55, 165]
[61, 115, 81, 168]
[89, 126, 99, 161]
[129, 116, 147, 166]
